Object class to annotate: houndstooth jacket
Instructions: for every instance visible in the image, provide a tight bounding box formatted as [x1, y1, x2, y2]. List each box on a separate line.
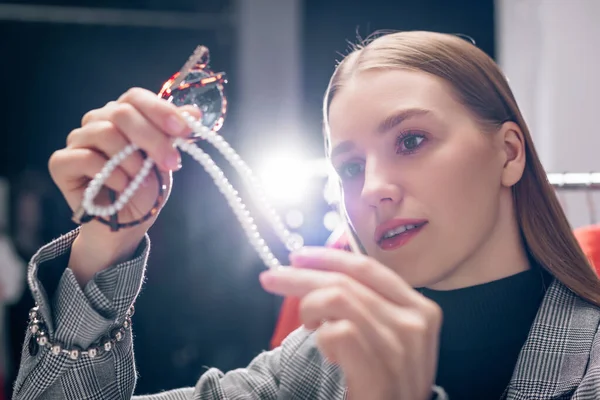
[11, 228, 600, 399]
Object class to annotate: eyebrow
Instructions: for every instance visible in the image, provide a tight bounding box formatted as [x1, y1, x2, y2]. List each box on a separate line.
[330, 108, 432, 159]
[377, 108, 431, 134]
[330, 141, 355, 159]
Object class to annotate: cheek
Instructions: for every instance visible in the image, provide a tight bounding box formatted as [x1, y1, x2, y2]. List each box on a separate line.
[426, 138, 502, 228]
[341, 184, 371, 238]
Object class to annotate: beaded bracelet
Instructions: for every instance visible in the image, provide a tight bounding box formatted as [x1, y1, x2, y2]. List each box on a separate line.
[27, 305, 134, 360]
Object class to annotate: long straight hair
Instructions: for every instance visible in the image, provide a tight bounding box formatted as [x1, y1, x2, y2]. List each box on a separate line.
[323, 31, 600, 306]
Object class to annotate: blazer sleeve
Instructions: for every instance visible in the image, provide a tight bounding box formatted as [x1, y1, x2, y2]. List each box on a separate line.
[11, 229, 288, 400]
[12, 228, 148, 399]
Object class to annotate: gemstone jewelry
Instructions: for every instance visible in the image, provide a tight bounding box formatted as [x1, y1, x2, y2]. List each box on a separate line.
[27, 305, 134, 360]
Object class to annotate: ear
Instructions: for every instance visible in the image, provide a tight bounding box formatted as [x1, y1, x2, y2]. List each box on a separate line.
[498, 121, 526, 187]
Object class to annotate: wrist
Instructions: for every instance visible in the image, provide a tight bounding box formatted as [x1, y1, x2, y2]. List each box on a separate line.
[69, 230, 144, 287]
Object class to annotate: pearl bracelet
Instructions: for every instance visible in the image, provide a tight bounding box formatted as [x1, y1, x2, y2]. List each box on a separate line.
[27, 305, 134, 360]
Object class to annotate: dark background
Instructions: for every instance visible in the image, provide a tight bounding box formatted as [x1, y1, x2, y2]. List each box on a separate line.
[0, 0, 494, 395]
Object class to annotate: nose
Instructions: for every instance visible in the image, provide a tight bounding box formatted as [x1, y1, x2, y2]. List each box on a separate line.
[361, 159, 403, 209]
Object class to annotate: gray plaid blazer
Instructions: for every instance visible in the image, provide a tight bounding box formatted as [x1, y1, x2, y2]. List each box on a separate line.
[12, 229, 600, 399]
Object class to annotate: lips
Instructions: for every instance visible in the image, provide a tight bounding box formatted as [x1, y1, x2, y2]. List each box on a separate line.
[374, 218, 428, 245]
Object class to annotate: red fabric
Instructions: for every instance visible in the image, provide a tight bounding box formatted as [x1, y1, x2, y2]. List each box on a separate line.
[270, 228, 350, 349]
[270, 296, 302, 349]
[270, 225, 600, 349]
[573, 225, 600, 274]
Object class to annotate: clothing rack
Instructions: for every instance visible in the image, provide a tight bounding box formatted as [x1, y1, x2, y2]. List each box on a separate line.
[548, 172, 600, 191]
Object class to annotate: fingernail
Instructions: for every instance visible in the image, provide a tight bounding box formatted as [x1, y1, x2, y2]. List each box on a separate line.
[164, 152, 181, 171]
[166, 115, 186, 135]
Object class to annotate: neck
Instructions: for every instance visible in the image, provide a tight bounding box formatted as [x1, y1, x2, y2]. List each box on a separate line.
[428, 192, 531, 291]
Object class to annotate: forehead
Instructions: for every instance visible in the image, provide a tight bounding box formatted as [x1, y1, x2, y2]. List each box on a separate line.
[327, 69, 465, 142]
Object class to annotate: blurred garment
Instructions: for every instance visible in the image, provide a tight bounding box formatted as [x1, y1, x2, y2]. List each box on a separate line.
[0, 235, 25, 366]
[0, 179, 26, 400]
[573, 225, 600, 273]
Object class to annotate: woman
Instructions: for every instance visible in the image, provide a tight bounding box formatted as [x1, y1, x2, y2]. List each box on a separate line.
[13, 31, 600, 400]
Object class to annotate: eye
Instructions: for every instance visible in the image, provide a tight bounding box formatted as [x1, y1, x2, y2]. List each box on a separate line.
[337, 161, 365, 180]
[396, 131, 427, 154]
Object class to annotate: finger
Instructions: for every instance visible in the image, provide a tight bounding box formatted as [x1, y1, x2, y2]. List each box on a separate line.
[260, 267, 381, 305]
[110, 101, 181, 172]
[82, 97, 202, 129]
[290, 247, 420, 306]
[49, 148, 131, 194]
[260, 267, 399, 327]
[66, 121, 145, 180]
[300, 286, 376, 330]
[81, 101, 119, 126]
[260, 267, 349, 298]
[117, 87, 198, 138]
[301, 286, 408, 378]
[315, 320, 382, 399]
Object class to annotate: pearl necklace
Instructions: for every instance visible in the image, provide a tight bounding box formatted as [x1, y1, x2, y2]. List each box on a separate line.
[79, 113, 303, 269]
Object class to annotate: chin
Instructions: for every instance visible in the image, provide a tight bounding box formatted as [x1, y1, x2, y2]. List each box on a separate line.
[361, 233, 444, 284]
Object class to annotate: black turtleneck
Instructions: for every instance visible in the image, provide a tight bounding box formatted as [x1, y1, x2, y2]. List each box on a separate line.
[420, 267, 553, 400]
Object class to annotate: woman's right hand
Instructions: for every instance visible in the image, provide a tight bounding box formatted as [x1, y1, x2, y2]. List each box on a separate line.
[49, 87, 201, 285]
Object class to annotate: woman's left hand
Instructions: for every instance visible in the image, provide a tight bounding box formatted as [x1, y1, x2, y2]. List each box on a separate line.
[259, 247, 443, 400]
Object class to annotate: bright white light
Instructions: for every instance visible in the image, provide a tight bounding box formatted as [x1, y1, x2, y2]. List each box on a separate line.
[323, 210, 342, 231]
[285, 209, 304, 228]
[256, 153, 323, 206]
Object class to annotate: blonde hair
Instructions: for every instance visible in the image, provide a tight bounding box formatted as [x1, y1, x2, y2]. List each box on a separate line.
[323, 31, 600, 306]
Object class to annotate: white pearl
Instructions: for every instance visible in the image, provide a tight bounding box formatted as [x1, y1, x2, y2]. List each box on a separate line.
[124, 187, 134, 199]
[81, 115, 301, 270]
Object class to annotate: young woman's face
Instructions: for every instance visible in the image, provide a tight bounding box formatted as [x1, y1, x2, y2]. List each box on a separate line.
[328, 69, 507, 288]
